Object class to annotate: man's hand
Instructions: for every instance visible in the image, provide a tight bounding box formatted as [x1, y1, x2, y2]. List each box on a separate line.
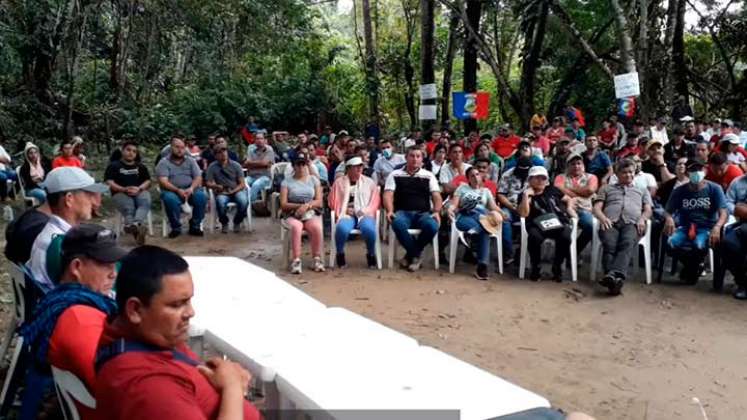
[663, 218, 675, 236]
[650, 152, 665, 166]
[346, 207, 356, 217]
[636, 217, 647, 236]
[432, 212, 441, 226]
[446, 206, 456, 220]
[184, 187, 194, 198]
[600, 216, 614, 231]
[177, 189, 189, 200]
[710, 225, 722, 247]
[386, 211, 395, 223]
[197, 357, 251, 396]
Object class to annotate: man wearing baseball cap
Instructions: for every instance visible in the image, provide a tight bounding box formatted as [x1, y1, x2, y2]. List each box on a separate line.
[20, 224, 125, 417]
[27, 167, 108, 291]
[663, 157, 728, 285]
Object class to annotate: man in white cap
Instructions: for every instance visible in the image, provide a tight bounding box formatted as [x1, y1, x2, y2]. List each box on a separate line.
[27, 167, 108, 291]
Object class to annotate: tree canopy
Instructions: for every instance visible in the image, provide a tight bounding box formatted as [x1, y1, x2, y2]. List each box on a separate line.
[0, 0, 745, 150]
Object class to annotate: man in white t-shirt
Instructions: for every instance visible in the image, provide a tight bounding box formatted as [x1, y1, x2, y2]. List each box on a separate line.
[27, 167, 107, 291]
[649, 117, 669, 145]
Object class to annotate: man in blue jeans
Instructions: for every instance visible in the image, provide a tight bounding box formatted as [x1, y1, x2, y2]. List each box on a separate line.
[244, 131, 275, 203]
[663, 157, 728, 284]
[383, 146, 442, 272]
[155, 136, 207, 238]
[205, 145, 249, 233]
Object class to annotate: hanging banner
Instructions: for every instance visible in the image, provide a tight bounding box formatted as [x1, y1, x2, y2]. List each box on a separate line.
[452, 92, 490, 120]
[418, 105, 437, 121]
[419, 84, 438, 100]
[614, 72, 640, 99]
[617, 97, 637, 120]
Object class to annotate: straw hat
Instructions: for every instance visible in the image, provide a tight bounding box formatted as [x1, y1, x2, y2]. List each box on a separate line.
[479, 213, 502, 236]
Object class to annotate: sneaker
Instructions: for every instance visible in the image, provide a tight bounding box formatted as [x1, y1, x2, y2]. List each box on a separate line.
[123, 224, 137, 235]
[221, 225, 228, 234]
[733, 287, 747, 300]
[551, 265, 563, 283]
[366, 254, 377, 269]
[313, 257, 326, 272]
[474, 263, 488, 281]
[188, 227, 204, 237]
[610, 277, 624, 296]
[135, 224, 147, 245]
[398, 257, 411, 269]
[168, 229, 181, 239]
[181, 202, 193, 215]
[407, 257, 421, 272]
[336, 253, 347, 268]
[290, 258, 303, 274]
[598, 274, 615, 291]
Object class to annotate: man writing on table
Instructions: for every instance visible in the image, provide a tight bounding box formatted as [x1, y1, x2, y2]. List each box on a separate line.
[94, 245, 260, 420]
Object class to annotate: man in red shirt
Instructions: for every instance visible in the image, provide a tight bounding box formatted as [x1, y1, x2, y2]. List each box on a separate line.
[706, 152, 743, 191]
[94, 245, 260, 420]
[596, 119, 618, 150]
[20, 224, 125, 419]
[425, 130, 442, 156]
[52, 139, 84, 169]
[491, 124, 521, 159]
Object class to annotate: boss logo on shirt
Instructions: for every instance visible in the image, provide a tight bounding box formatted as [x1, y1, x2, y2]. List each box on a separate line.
[681, 197, 711, 209]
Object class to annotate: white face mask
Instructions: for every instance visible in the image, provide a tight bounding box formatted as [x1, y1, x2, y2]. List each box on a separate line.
[689, 170, 705, 184]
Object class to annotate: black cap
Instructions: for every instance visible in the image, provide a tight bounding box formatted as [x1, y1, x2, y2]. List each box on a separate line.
[62, 224, 127, 263]
[686, 158, 707, 171]
[292, 152, 308, 164]
[517, 157, 533, 169]
[518, 140, 532, 148]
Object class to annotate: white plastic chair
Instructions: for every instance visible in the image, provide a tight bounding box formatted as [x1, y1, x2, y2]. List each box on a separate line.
[0, 264, 26, 368]
[51, 366, 96, 420]
[329, 210, 382, 269]
[590, 218, 652, 284]
[519, 217, 579, 282]
[14, 165, 38, 207]
[448, 215, 503, 274]
[208, 188, 253, 233]
[269, 163, 290, 221]
[387, 224, 440, 270]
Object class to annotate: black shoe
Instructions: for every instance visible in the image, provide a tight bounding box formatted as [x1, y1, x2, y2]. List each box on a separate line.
[474, 263, 488, 281]
[168, 229, 181, 239]
[680, 266, 699, 285]
[529, 267, 541, 281]
[366, 254, 377, 269]
[733, 287, 747, 300]
[598, 273, 615, 290]
[188, 227, 204, 237]
[551, 265, 563, 283]
[610, 277, 624, 296]
[336, 253, 346, 268]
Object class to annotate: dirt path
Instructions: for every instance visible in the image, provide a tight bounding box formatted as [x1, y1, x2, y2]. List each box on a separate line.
[3, 214, 747, 419]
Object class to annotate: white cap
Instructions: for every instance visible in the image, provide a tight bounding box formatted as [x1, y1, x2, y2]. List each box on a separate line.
[527, 166, 549, 178]
[404, 138, 416, 148]
[722, 133, 741, 144]
[679, 116, 694, 122]
[41, 167, 108, 194]
[346, 156, 364, 167]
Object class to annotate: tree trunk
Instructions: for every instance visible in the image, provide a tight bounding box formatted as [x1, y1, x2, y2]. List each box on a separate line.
[637, 0, 649, 121]
[671, 0, 689, 100]
[420, 0, 436, 131]
[517, 0, 549, 130]
[362, 0, 380, 125]
[610, 0, 636, 74]
[462, 0, 481, 134]
[402, 0, 419, 130]
[440, 11, 459, 129]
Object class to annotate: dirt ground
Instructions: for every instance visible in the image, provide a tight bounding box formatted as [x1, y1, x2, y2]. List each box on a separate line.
[2, 209, 747, 420]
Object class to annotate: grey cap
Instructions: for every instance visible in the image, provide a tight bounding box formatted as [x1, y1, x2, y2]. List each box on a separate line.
[41, 167, 109, 194]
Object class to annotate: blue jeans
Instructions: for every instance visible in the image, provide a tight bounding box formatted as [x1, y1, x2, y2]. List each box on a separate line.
[25, 188, 47, 204]
[245, 175, 270, 202]
[160, 188, 207, 231]
[500, 208, 519, 257]
[577, 209, 594, 252]
[391, 210, 439, 260]
[669, 226, 710, 251]
[215, 190, 249, 226]
[335, 215, 377, 256]
[456, 210, 490, 264]
[0, 169, 17, 199]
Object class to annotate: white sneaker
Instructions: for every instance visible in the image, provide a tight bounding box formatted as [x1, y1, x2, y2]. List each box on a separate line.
[313, 257, 326, 272]
[290, 258, 303, 274]
[407, 257, 422, 272]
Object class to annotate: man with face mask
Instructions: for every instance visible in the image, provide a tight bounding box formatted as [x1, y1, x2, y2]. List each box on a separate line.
[372, 139, 406, 187]
[663, 158, 728, 284]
